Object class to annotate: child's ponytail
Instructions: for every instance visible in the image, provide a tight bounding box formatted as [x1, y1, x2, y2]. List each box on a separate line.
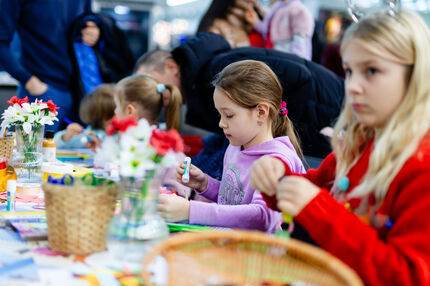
[272, 113, 303, 159]
[164, 84, 182, 131]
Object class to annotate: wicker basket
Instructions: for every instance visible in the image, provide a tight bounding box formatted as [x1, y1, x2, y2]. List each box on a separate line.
[42, 181, 119, 255]
[142, 230, 363, 286]
[0, 136, 14, 161]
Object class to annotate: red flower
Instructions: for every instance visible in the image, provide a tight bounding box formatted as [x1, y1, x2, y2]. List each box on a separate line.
[45, 100, 59, 115]
[7, 96, 28, 107]
[150, 129, 184, 156]
[106, 116, 138, 136]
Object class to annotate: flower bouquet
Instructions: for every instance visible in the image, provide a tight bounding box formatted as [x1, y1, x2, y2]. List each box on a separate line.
[96, 116, 184, 261]
[1, 96, 58, 190]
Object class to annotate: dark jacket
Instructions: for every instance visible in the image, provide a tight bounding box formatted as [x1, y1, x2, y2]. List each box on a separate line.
[69, 12, 135, 101]
[172, 33, 344, 158]
[0, 0, 91, 91]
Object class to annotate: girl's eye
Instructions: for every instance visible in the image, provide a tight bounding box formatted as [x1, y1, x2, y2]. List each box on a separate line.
[367, 67, 378, 75]
[344, 68, 352, 77]
[226, 114, 234, 119]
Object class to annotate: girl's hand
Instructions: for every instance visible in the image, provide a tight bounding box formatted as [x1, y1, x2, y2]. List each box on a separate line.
[176, 164, 208, 192]
[158, 194, 190, 222]
[245, 6, 259, 27]
[276, 176, 320, 216]
[250, 156, 286, 196]
[62, 123, 83, 142]
[85, 136, 102, 152]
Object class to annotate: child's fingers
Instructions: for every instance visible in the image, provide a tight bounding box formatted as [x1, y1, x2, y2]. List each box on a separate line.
[189, 165, 201, 176]
[252, 162, 275, 193]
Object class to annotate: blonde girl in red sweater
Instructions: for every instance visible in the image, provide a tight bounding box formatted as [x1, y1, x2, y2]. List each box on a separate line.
[250, 9, 430, 285]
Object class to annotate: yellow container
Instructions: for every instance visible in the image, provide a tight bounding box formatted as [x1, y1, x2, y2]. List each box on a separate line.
[41, 162, 74, 182]
[0, 158, 7, 192]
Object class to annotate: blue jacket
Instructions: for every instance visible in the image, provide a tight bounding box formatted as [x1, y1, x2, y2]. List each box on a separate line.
[0, 0, 91, 91]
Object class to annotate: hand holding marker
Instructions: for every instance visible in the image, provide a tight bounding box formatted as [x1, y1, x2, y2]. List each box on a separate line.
[182, 157, 191, 183]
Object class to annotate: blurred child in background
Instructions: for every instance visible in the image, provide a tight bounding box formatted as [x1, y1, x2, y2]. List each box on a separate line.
[113, 74, 202, 199]
[54, 84, 115, 149]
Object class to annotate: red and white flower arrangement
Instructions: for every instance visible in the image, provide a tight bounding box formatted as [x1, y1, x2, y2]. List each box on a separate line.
[1, 96, 59, 135]
[96, 116, 184, 178]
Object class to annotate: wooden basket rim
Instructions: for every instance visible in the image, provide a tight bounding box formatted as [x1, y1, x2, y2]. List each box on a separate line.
[141, 230, 363, 286]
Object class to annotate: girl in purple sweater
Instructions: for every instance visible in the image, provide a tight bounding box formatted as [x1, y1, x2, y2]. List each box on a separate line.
[158, 60, 305, 232]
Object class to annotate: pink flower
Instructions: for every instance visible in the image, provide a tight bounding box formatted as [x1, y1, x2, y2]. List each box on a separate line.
[7, 96, 28, 107]
[150, 129, 184, 156]
[106, 116, 138, 136]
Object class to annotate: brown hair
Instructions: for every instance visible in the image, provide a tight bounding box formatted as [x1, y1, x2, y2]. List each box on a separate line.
[79, 84, 115, 129]
[115, 74, 182, 131]
[212, 60, 303, 158]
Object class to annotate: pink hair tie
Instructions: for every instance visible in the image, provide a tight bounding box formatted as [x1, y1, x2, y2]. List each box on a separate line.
[279, 101, 288, 115]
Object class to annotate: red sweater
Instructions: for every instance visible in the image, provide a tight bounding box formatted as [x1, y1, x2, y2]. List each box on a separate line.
[264, 135, 430, 285]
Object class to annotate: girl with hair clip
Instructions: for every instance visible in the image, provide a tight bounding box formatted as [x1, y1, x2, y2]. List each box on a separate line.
[250, 10, 430, 285]
[114, 74, 181, 131]
[113, 74, 195, 198]
[157, 60, 305, 232]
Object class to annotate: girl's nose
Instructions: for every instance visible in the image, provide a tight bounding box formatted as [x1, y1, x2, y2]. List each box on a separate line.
[346, 73, 363, 96]
[219, 118, 227, 129]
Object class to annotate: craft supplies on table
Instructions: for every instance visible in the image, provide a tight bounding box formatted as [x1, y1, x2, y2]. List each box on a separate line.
[0, 158, 7, 191]
[41, 162, 74, 182]
[0, 211, 47, 241]
[56, 149, 94, 168]
[6, 180, 16, 212]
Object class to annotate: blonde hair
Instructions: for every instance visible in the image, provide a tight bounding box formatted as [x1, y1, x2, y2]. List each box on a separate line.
[212, 60, 303, 158]
[79, 84, 115, 129]
[115, 74, 182, 131]
[334, 10, 430, 201]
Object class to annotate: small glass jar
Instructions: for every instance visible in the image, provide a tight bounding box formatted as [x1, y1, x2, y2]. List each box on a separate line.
[9, 124, 44, 193]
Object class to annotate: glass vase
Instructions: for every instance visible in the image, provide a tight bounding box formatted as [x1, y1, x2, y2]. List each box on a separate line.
[108, 169, 169, 263]
[10, 124, 45, 193]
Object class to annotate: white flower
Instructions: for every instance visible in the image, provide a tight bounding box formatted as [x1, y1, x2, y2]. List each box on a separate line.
[22, 122, 32, 134]
[119, 150, 156, 177]
[95, 136, 121, 165]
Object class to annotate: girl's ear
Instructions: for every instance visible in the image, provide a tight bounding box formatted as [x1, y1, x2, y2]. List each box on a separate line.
[126, 103, 137, 117]
[256, 102, 270, 121]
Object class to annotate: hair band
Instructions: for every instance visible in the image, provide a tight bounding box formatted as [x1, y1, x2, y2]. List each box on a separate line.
[279, 101, 288, 115]
[156, 83, 166, 93]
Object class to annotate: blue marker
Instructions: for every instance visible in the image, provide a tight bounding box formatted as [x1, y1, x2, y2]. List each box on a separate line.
[182, 157, 191, 183]
[64, 117, 73, 125]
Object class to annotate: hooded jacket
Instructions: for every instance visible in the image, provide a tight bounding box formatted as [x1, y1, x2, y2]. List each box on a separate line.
[189, 136, 305, 232]
[172, 32, 344, 158]
[68, 13, 135, 102]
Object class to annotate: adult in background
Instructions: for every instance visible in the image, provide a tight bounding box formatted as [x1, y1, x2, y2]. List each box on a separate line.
[250, 0, 315, 60]
[135, 33, 343, 177]
[0, 1, 99, 131]
[197, 0, 265, 48]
